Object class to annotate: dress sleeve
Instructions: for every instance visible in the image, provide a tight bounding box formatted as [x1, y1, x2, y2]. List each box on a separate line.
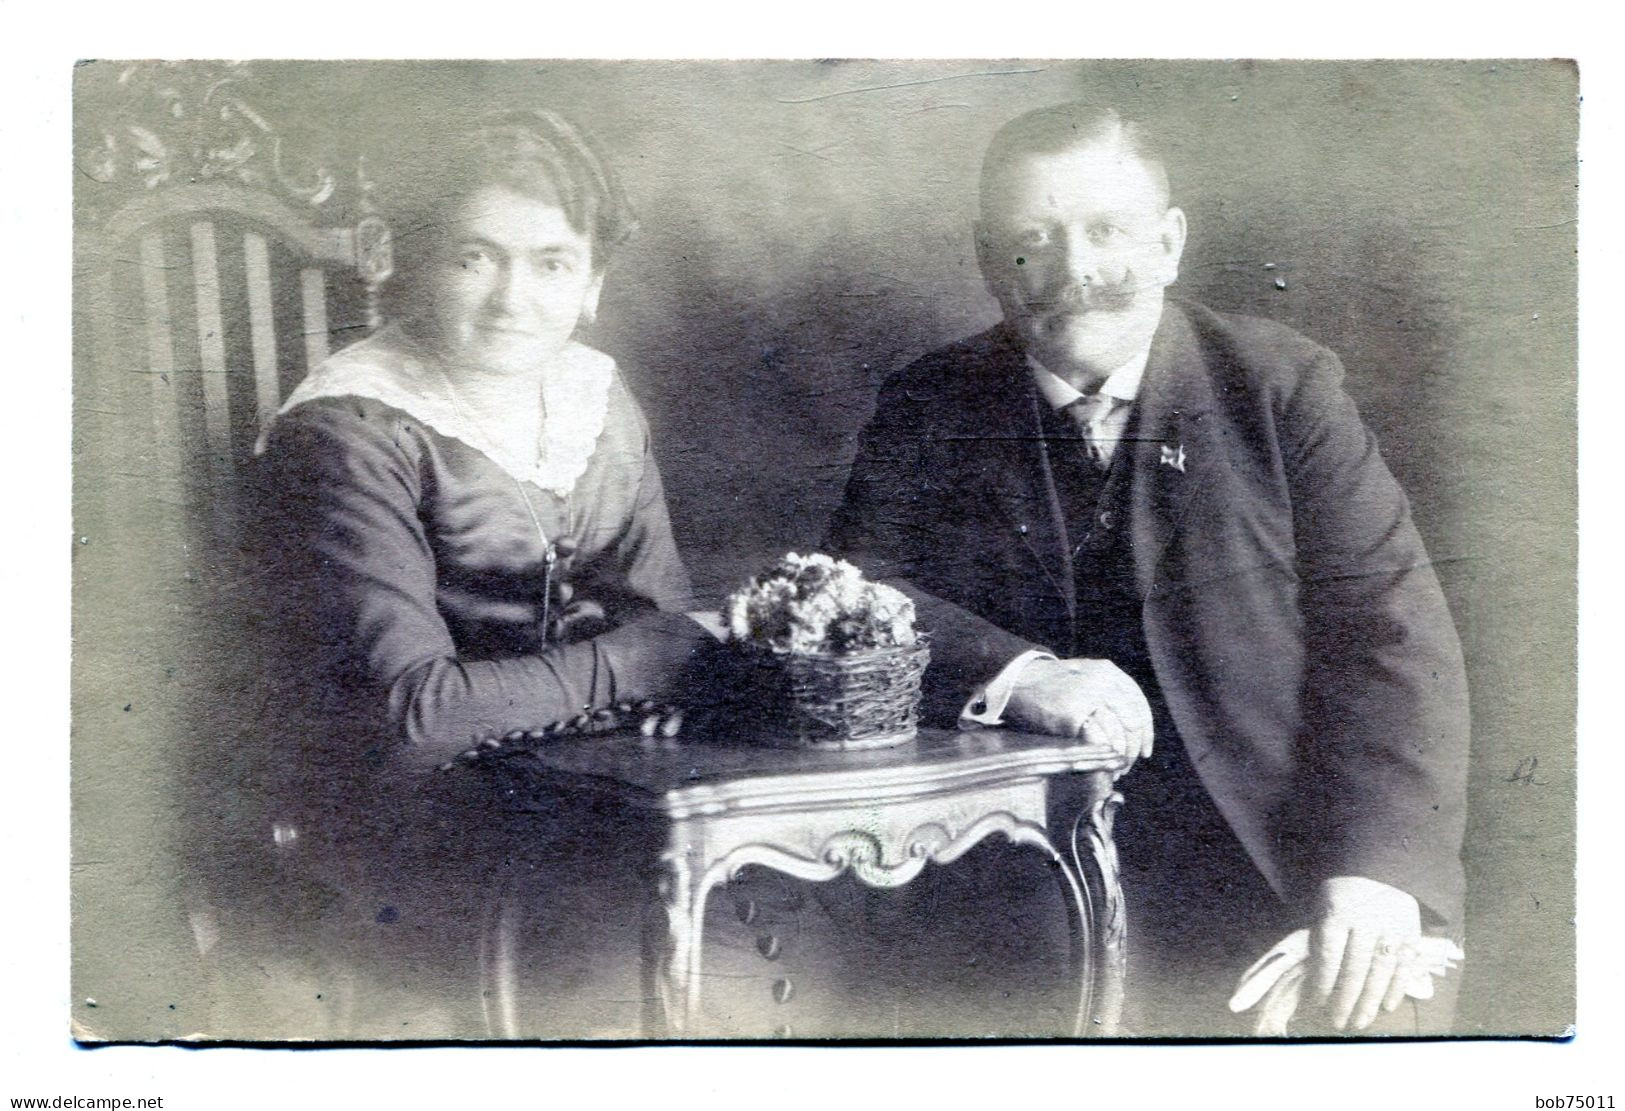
[262, 400, 711, 775]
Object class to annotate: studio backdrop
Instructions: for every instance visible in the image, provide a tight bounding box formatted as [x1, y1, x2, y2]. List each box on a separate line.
[71, 60, 1576, 1039]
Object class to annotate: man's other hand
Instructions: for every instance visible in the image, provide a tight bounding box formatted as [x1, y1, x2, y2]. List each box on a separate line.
[1310, 876, 1424, 1030]
[1003, 657, 1153, 760]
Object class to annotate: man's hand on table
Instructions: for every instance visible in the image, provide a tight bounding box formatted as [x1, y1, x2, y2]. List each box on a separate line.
[1309, 875, 1425, 1031]
[1003, 657, 1153, 761]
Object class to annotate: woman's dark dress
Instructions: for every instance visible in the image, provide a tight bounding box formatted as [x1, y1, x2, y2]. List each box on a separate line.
[251, 331, 709, 1030]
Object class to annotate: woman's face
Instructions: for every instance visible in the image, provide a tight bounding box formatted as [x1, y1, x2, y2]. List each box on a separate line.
[423, 184, 602, 376]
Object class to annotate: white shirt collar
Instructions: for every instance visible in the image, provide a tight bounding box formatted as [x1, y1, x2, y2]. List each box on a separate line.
[1026, 343, 1152, 410]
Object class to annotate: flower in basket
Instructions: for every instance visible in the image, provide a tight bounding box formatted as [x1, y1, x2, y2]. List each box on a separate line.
[723, 552, 917, 655]
[723, 554, 927, 750]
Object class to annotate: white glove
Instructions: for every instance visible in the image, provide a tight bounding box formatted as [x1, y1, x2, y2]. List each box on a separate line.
[1228, 928, 1464, 1035]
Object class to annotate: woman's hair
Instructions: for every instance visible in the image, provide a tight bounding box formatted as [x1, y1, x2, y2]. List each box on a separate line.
[384, 107, 637, 279]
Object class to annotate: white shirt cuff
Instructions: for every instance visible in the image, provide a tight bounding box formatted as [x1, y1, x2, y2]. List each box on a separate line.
[959, 648, 1056, 728]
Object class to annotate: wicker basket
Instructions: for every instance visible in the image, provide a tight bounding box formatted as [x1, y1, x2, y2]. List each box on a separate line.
[736, 638, 930, 750]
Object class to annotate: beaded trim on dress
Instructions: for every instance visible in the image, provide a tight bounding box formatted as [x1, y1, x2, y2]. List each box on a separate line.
[255, 324, 614, 498]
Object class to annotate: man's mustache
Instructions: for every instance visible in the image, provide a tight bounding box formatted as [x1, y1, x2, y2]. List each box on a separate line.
[1023, 280, 1140, 315]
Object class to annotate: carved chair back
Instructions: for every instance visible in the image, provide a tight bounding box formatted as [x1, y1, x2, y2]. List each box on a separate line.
[76, 64, 393, 568]
[74, 65, 396, 917]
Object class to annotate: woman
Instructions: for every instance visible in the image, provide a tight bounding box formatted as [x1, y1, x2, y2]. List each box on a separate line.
[253, 113, 716, 1030]
[262, 109, 713, 770]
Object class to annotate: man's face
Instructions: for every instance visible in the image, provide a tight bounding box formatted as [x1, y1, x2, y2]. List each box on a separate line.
[425, 184, 602, 376]
[978, 142, 1185, 384]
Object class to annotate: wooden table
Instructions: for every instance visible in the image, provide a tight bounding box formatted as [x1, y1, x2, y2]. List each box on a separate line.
[480, 727, 1132, 1039]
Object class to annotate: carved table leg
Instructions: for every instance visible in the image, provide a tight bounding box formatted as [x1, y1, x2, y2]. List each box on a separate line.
[1071, 769, 1128, 1036]
[477, 894, 522, 1039]
[643, 844, 717, 1037]
[995, 822, 1094, 1037]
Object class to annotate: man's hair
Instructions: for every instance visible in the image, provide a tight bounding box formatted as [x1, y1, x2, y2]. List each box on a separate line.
[980, 103, 1172, 212]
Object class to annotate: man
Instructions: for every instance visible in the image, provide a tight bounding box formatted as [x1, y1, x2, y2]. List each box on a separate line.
[827, 103, 1469, 1035]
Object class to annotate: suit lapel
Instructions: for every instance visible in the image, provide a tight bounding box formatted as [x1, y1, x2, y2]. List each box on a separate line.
[1125, 304, 1221, 600]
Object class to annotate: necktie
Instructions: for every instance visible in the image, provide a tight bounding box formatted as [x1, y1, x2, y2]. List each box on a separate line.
[1064, 392, 1121, 470]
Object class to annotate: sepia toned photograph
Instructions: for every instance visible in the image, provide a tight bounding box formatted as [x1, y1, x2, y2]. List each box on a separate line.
[70, 58, 1577, 1043]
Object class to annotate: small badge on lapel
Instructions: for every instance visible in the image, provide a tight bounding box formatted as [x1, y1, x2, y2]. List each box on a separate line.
[1160, 443, 1188, 473]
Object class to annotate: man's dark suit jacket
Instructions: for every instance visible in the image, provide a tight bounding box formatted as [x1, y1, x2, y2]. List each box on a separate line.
[827, 299, 1469, 924]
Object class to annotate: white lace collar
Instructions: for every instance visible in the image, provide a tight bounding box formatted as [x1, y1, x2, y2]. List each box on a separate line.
[257, 324, 615, 498]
